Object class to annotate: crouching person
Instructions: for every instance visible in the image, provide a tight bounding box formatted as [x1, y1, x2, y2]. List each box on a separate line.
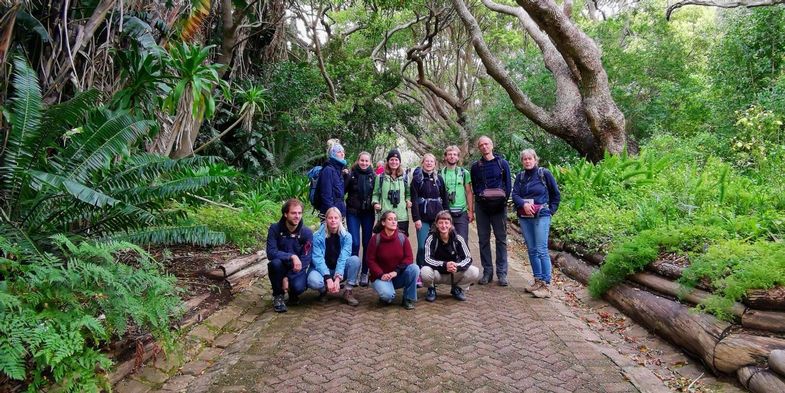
[267, 199, 313, 313]
[422, 210, 479, 302]
[366, 211, 419, 310]
[307, 207, 360, 306]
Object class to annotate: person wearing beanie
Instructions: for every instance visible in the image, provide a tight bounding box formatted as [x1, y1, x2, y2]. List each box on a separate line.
[316, 139, 348, 217]
[372, 148, 412, 236]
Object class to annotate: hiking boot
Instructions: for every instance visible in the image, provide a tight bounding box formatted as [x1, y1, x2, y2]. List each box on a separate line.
[359, 273, 369, 287]
[317, 290, 328, 303]
[524, 280, 541, 293]
[498, 276, 509, 287]
[272, 295, 287, 313]
[478, 275, 492, 285]
[451, 286, 467, 301]
[425, 286, 437, 302]
[401, 299, 415, 310]
[532, 283, 551, 299]
[378, 298, 393, 306]
[343, 289, 359, 306]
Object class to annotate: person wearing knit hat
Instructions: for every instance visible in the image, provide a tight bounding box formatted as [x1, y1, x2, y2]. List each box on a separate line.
[372, 148, 412, 236]
[315, 139, 348, 217]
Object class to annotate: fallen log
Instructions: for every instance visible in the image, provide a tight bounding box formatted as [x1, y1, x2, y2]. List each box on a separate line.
[109, 339, 157, 385]
[742, 309, 785, 333]
[225, 263, 267, 288]
[648, 260, 685, 280]
[744, 287, 785, 312]
[738, 366, 785, 393]
[222, 251, 265, 277]
[552, 251, 785, 387]
[770, 350, 785, 378]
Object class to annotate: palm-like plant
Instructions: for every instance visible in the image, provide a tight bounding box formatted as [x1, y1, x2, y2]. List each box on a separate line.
[160, 43, 229, 158]
[0, 57, 226, 253]
[192, 83, 269, 155]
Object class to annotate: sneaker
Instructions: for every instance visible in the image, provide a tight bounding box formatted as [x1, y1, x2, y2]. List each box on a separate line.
[359, 273, 369, 287]
[524, 280, 541, 293]
[478, 275, 492, 285]
[416, 276, 423, 288]
[532, 283, 551, 299]
[498, 276, 509, 287]
[378, 298, 393, 306]
[343, 289, 359, 306]
[401, 299, 415, 310]
[272, 295, 287, 313]
[450, 286, 466, 301]
[425, 286, 437, 302]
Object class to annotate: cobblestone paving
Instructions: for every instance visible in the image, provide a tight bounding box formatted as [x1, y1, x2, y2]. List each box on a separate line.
[173, 225, 645, 393]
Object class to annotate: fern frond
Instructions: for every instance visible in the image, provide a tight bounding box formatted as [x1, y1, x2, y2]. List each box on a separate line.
[116, 225, 225, 246]
[61, 113, 153, 182]
[2, 57, 43, 210]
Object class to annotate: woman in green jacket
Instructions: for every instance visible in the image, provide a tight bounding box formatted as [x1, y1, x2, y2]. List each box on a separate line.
[372, 149, 412, 236]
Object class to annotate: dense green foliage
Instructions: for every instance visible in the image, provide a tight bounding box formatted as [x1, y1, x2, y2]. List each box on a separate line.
[0, 236, 180, 392]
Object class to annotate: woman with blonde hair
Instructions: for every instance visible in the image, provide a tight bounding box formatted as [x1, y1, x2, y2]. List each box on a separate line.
[307, 207, 361, 306]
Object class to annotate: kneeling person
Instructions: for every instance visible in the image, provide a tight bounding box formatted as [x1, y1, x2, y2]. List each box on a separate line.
[307, 207, 360, 306]
[267, 199, 313, 313]
[422, 210, 480, 302]
[366, 211, 419, 310]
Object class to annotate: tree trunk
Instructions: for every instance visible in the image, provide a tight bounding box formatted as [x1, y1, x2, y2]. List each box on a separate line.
[738, 366, 785, 393]
[744, 287, 785, 311]
[217, 0, 238, 72]
[451, 0, 633, 161]
[770, 350, 785, 377]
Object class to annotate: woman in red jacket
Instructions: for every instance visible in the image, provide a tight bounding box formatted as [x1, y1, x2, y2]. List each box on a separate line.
[366, 211, 419, 310]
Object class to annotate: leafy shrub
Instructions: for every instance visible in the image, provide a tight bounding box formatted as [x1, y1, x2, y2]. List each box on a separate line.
[588, 225, 728, 297]
[0, 236, 181, 391]
[680, 240, 785, 320]
[188, 206, 274, 251]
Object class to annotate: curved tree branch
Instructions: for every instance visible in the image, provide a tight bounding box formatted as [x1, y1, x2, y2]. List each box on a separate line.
[666, 0, 784, 19]
[372, 16, 426, 62]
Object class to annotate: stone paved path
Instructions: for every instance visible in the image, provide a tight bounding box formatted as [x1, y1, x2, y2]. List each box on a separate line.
[165, 222, 659, 393]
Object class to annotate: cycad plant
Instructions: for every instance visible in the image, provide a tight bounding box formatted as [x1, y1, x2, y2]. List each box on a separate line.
[0, 57, 226, 253]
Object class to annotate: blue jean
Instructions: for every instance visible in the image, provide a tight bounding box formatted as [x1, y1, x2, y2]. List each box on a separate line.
[415, 221, 432, 266]
[475, 202, 508, 279]
[268, 259, 308, 297]
[372, 264, 420, 302]
[519, 216, 552, 283]
[306, 256, 361, 292]
[347, 211, 375, 274]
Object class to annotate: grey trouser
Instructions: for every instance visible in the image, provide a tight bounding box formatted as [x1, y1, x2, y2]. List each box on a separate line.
[420, 266, 480, 290]
[474, 202, 508, 279]
[452, 211, 470, 245]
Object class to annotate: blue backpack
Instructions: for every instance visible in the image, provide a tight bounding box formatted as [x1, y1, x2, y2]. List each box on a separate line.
[307, 166, 323, 209]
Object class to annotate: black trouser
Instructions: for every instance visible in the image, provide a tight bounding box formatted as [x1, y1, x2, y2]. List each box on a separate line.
[268, 258, 308, 296]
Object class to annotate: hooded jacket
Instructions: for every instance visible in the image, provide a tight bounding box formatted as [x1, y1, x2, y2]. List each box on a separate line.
[266, 218, 313, 271]
[410, 167, 449, 223]
[317, 158, 347, 216]
[512, 166, 561, 217]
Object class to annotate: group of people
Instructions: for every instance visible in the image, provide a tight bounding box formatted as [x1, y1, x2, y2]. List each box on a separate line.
[266, 136, 561, 313]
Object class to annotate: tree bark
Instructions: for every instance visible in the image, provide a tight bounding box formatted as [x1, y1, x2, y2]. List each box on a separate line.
[744, 287, 785, 311]
[738, 366, 785, 393]
[217, 0, 239, 72]
[667, 0, 785, 20]
[770, 350, 785, 378]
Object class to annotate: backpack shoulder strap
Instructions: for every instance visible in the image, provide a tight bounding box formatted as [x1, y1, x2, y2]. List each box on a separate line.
[397, 232, 406, 248]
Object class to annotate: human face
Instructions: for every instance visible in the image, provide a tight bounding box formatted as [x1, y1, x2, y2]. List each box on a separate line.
[436, 218, 452, 235]
[422, 156, 436, 172]
[335, 149, 345, 159]
[358, 154, 371, 170]
[383, 213, 398, 231]
[477, 137, 493, 156]
[444, 150, 460, 166]
[284, 204, 303, 227]
[387, 157, 400, 170]
[522, 153, 537, 170]
[326, 211, 341, 232]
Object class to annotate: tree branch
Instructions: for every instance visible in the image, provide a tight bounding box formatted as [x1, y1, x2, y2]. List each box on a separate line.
[666, 0, 784, 19]
[451, 0, 552, 128]
[371, 16, 426, 63]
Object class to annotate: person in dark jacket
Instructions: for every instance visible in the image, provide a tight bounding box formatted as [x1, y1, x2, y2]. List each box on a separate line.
[316, 139, 347, 218]
[266, 199, 314, 313]
[422, 210, 480, 302]
[411, 153, 448, 267]
[470, 136, 512, 286]
[512, 148, 561, 299]
[344, 151, 376, 286]
[366, 211, 419, 310]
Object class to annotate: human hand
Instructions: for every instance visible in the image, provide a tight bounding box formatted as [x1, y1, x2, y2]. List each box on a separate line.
[415, 220, 422, 230]
[374, 203, 381, 212]
[446, 262, 458, 273]
[406, 200, 412, 209]
[291, 255, 302, 272]
[468, 211, 474, 223]
[523, 203, 535, 216]
[381, 273, 392, 281]
[327, 278, 339, 294]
